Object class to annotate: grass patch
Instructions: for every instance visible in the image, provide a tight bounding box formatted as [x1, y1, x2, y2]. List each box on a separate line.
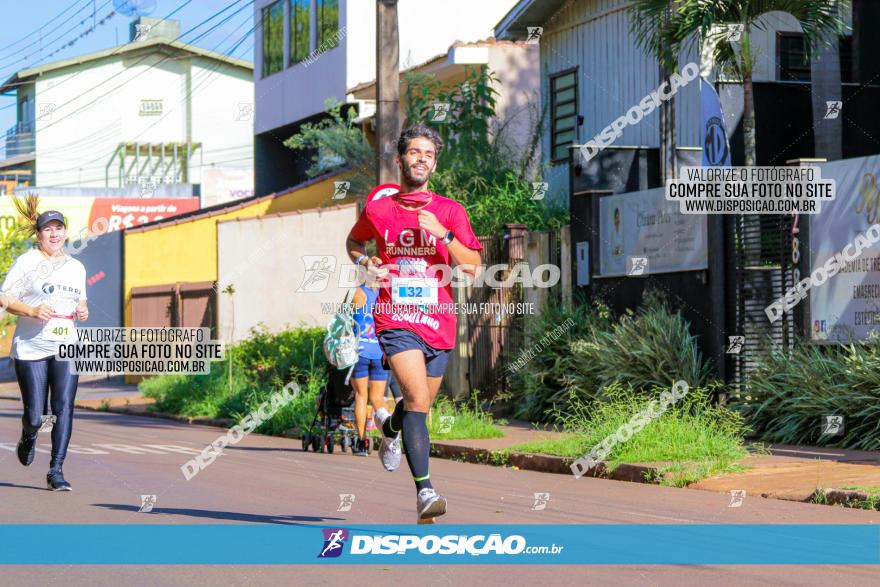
[508, 383, 752, 484]
[811, 485, 880, 510]
[427, 392, 506, 440]
[139, 326, 326, 436]
[139, 326, 505, 441]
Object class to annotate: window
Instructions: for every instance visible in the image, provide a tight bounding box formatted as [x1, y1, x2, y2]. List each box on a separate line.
[262, 0, 284, 77]
[318, 0, 340, 51]
[139, 99, 163, 116]
[289, 0, 310, 65]
[550, 69, 578, 162]
[777, 32, 853, 83]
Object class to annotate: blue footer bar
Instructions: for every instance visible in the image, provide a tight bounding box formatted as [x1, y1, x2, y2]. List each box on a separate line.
[0, 524, 877, 564]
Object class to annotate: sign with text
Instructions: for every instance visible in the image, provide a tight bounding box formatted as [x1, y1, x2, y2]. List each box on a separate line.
[598, 188, 707, 277]
[0, 197, 199, 239]
[809, 154, 880, 342]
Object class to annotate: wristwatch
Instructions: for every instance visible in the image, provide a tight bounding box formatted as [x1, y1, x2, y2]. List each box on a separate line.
[441, 230, 454, 245]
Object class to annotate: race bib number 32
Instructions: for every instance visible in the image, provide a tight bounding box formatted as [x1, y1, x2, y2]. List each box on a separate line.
[392, 277, 438, 306]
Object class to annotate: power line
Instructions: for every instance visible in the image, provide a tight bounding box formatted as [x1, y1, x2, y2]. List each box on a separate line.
[33, 0, 254, 171]
[30, 4, 260, 187]
[0, 0, 96, 62]
[26, 0, 247, 133]
[0, 0, 89, 54]
[0, 0, 197, 99]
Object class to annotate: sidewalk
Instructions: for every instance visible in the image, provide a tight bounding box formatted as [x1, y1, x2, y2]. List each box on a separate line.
[4, 377, 879, 508]
[0, 374, 151, 411]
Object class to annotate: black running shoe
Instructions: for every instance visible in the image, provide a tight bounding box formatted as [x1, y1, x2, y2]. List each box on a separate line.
[16, 431, 37, 467]
[47, 469, 72, 492]
[354, 437, 368, 457]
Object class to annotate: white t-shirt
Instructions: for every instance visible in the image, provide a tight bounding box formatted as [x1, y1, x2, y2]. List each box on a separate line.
[1, 249, 87, 360]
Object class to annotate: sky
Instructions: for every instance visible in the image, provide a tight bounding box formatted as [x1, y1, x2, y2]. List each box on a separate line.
[0, 0, 255, 131]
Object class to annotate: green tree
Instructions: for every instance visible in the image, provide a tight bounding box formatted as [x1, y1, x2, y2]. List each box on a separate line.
[0, 218, 32, 337]
[402, 66, 564, 235]
[286, 66, 565, 235]
[283, 99, 374, 197]
[631, 0, 847, 166]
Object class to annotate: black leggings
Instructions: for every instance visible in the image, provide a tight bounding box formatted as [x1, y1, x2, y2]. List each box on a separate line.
[14, 356, 79, 470]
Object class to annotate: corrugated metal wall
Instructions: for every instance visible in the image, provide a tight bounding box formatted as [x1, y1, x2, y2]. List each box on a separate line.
[541, 0, 701, 174]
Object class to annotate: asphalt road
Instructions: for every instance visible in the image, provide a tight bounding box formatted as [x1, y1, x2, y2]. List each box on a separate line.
[1, 398, 878, 586]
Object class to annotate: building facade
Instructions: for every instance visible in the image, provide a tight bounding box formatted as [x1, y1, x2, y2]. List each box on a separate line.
[0, 18, 255, 208]
[253, 0, 520, 196]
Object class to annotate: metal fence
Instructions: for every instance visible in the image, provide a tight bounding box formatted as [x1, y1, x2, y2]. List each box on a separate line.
[463, 224, 569, 396]
[724, 213, 797, 392]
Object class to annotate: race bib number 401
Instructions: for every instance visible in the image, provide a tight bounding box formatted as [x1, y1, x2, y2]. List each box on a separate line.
[43, 316, 74, 341]
[392, 277, 438, 306]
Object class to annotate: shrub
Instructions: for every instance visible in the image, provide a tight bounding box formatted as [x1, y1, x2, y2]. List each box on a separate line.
[737, 336, 880, 450]
[509, 290, 716, 422]
[140, 325, 325, 420]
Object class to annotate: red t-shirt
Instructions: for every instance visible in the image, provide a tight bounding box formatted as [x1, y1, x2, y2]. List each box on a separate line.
[350, 192, 482, 349]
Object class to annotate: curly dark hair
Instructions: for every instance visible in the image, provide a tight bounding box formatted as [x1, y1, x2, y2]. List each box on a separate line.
[396, 124, 443, 158]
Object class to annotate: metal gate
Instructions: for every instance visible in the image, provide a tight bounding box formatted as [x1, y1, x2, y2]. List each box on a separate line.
[465, 227, 526, 395]
[724, 213, 798, 391]
[131, 281, 217, 334]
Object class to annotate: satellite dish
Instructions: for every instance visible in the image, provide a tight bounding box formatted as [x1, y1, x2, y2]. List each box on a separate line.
[113, 0, 157, 17]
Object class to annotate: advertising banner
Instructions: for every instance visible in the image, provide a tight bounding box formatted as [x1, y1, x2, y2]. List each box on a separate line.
[599, 188, 708, 277]
[0, 197, 199, 239]
[809, 154, 880, 341]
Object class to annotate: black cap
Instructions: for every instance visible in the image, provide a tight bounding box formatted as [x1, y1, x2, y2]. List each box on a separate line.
[36, 210, 66, 230]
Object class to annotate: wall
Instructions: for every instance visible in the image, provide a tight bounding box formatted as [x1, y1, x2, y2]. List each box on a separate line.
[216, 203, 358, 342]
[488, 42, 542, 167]
[122, 172, 342, 328]
[190, 56, 255, 188]
[32, 47, 253, 189]
[72, 230, 124, 329]
[254, 0, 520, 133]
[537, 0, 702, 205]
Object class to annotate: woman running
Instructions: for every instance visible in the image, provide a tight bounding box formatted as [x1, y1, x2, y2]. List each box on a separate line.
[0, 199, 88, 491]
[349, 283, 390, 456]
[346, 124, 482, 521]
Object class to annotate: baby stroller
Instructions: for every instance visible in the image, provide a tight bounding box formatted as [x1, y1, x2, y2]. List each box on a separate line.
[301, 364, 369, 454]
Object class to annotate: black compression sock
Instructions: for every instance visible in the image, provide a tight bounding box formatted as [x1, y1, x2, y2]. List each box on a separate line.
[383, 400, 405, 437]
[401, 411, 432, 491]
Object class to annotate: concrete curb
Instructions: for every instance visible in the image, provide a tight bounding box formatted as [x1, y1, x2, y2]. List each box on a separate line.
[109, 407, 235, 429]
[430, 442, 660, 483]
[816, 488, 880, 510]
[76, 401, 235, 429]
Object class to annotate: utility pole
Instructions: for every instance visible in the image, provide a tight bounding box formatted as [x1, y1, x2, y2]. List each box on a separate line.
[376, 0, 400, 185]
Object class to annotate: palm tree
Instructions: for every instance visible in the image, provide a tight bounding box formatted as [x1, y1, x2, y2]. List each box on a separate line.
[630, 1, 681, 180]
[657, 0, 846, 166]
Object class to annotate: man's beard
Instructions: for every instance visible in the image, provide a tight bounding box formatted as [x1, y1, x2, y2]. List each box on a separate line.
[401, 160, 432, 188]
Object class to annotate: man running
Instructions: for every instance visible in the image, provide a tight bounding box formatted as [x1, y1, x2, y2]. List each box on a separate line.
[346, 124, 482, 521]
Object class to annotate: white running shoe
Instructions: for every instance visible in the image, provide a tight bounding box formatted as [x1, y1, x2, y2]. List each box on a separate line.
[373, 407, 390, 432]
[417, 488, 447, 520]
[374, 408, 402, 472]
